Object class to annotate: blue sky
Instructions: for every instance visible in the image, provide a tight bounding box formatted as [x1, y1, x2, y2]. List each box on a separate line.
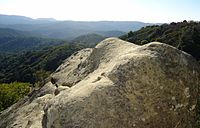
[0, 0, 199, 23]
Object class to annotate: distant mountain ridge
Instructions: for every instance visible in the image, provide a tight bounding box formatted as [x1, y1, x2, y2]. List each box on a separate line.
[0, 28, 65, 53]
[0, 14, 57, 24]
[0, 14, 153, 40]
[0, 14, 34, 24]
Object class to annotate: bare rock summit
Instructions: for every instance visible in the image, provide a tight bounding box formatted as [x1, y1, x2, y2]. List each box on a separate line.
[0, 38, 199, 128]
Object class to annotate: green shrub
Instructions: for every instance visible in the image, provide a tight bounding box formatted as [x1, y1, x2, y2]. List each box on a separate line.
[0, 82, 31, 111]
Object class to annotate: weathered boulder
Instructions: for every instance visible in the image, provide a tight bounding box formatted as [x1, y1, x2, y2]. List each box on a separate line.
[0, 38, 199, 128]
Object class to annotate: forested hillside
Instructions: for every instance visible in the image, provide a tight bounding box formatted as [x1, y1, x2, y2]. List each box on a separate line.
[120, 21, 200, 62]
[0, 43, 85, 84]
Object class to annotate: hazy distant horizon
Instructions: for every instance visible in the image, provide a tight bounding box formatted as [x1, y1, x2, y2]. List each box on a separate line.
[0, 0, 200, 23]
[2, 13, 198, 24]
[0, 13, 164, 24]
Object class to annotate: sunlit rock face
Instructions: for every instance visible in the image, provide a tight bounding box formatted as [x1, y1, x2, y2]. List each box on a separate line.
[0, 38, 199, 128]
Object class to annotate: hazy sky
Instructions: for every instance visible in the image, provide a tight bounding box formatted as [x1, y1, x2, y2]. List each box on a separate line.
[0, 0, 199, 23]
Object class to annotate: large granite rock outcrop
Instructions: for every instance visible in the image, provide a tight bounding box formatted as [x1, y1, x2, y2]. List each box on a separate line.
[0, 38, 199, 128]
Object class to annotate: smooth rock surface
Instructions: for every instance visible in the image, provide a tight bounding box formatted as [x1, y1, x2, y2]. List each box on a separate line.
[0, 38, 199, 128]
